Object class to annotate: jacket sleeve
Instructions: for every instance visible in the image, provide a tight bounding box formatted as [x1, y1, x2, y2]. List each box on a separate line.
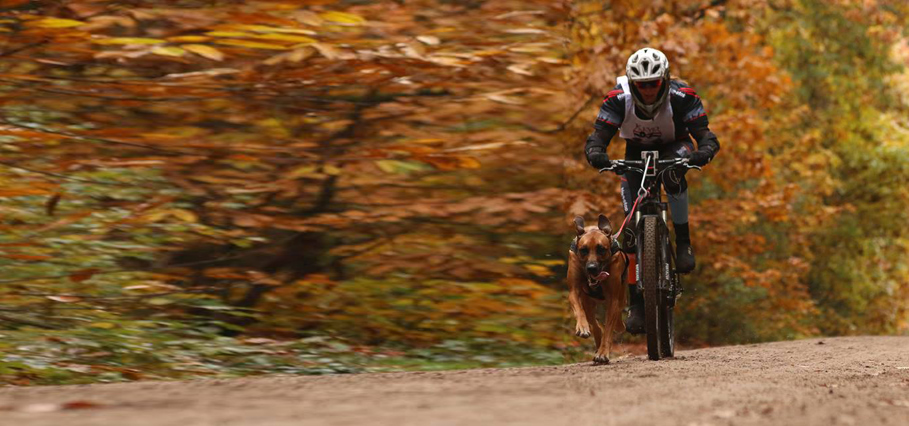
[594, 85, 625, 131]
[586, 85, 625, 154]
[585, 127, 617, 155]
[678, 85, 720, 160]
[688, 121, 720, 159]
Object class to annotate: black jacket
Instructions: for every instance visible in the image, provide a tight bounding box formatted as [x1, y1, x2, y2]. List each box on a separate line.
[585, 79, 720, 159]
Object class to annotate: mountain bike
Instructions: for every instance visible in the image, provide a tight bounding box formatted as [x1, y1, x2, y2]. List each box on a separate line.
[599, 151, 701, 360]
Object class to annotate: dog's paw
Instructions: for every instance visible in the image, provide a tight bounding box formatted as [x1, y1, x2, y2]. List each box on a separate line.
[592, 354, 610, 365]
[574, 326, 591, 339]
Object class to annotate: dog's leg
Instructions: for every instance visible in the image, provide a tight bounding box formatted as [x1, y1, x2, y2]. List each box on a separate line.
[606, 277, 627, 335]
[569, 288, 592, 338]
[582, 296, 607, 364]
[589, 297, 609, 364]
[567, 253, 592, 339]
[596, 254, 628, 364]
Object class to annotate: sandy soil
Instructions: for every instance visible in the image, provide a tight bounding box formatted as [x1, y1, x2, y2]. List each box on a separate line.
[1, 336, 907, 426]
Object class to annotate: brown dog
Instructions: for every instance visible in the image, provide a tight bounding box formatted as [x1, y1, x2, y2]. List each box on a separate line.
[567, 214, 627, 364]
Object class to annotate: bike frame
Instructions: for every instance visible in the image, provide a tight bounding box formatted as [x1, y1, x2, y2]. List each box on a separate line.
[634, 152, 676, 299]
[600, 153, 699, 359]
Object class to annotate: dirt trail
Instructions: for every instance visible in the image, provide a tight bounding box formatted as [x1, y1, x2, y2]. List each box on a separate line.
[1, 336, 908, 426]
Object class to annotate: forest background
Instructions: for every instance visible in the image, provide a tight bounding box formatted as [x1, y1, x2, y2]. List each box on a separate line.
[0, 0, 907, 385]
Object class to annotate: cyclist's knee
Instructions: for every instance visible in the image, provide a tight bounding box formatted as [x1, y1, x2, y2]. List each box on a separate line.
[663, 171, 688, 194]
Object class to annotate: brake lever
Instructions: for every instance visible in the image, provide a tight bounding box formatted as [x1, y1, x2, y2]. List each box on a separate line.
[598, 163, 624, 174]
[600, 164, 631, 175]
[674, 158, 702, 171]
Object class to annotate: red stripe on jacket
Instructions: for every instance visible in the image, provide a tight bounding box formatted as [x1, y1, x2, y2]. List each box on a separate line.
[679, 87, 700, 99]
[603, 89, 623, 102]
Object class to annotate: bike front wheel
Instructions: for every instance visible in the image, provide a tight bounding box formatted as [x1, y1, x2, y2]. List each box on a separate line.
[659, 231, 676, 358]
[659, 300, 674, 358]
[641, 216, 661, 361]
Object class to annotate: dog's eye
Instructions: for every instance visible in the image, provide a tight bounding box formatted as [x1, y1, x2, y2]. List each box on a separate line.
[596, 245, 608, 256]
[579, 247, 590, 256]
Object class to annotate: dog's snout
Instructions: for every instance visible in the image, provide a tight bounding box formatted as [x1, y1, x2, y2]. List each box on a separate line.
[586, 263, 599, 275]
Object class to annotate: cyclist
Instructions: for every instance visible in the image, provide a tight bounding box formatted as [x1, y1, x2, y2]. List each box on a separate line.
[584, 47, 720, 334]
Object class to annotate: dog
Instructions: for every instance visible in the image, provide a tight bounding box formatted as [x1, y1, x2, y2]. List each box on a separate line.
[567, 214, 627, 364]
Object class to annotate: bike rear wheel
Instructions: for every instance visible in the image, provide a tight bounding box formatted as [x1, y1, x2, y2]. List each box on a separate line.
[641, 216, 661, 360]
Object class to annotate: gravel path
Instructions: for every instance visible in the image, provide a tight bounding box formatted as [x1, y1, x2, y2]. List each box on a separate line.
[1, 336, 907, 426]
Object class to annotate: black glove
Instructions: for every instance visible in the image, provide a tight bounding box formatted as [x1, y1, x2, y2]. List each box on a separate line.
[586, 147, 612, 169]
[686, 149, 712, 167]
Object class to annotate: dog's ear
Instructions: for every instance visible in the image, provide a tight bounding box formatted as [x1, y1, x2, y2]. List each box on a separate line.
[574, 216, 585, 236]
[597, 214, 611, 234]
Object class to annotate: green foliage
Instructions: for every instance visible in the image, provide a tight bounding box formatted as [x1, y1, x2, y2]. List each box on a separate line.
[0, 322, 353, 385]
[254, 276, 565, 347]
[0, 322, 570, 385]
[767, 0, 909, 335]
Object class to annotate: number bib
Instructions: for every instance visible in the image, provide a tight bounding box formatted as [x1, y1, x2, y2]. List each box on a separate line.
[617, 76, 675, 146]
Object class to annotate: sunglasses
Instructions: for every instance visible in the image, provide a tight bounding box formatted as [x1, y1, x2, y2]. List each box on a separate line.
[634, 80, 662, 89]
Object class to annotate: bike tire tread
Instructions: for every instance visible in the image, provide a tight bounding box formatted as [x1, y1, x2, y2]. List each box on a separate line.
[642, 216, 660, 361]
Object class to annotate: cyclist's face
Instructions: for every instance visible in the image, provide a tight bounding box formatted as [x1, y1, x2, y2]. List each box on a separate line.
[634, 79, 662, 104]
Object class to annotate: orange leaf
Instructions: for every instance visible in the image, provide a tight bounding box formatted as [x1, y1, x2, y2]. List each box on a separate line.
[203, 268, 248, 279]
[418, 155, 482, 170]
[0, 0, 29, 7]
[69, 268, 100, 283]
[182, 44, 225, 61]
[0, 188, 54, 197]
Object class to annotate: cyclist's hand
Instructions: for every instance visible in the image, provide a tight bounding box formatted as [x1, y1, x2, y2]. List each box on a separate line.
[586, 147, 612, 169]
[685, 149, 712, 167]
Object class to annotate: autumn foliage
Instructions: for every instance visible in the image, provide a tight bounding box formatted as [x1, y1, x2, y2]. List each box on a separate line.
[0, 0, 907, 384]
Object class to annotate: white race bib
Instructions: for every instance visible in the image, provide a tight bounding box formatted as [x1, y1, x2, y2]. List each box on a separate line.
[617, 76, 675, 145]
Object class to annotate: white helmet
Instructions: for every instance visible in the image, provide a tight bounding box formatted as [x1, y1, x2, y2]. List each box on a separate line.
[625, 47, 670, 117]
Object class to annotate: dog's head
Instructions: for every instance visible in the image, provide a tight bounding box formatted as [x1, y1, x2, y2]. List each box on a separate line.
[573, 215, 613, 281]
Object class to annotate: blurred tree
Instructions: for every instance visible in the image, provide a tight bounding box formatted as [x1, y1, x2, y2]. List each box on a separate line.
[0, 0, 572, 341]
[767, 0, 909, 334]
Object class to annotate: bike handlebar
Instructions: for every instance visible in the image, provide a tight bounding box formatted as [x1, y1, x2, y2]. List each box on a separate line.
[597, 158, 702, 175]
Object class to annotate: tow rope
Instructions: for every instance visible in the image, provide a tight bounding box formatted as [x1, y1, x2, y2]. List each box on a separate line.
[615, 190, 646, 238]
[614, 154, 653, 238]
